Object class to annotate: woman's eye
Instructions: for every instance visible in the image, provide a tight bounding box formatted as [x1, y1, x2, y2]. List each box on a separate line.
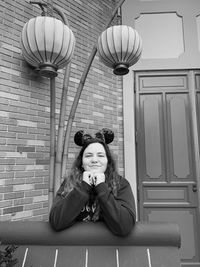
[85, 154, 92, 158]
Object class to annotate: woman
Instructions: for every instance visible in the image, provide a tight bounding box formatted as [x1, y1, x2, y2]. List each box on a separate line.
[49, 129, 136, 236]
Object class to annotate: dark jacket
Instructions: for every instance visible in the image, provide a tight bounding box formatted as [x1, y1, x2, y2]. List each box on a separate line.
[49, 176, 136, 236]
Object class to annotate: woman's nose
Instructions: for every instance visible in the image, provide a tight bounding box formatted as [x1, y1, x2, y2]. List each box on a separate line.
[91, 156, 98, 162]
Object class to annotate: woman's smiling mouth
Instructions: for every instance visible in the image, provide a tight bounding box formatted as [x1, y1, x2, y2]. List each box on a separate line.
[89, 165, 101, 168]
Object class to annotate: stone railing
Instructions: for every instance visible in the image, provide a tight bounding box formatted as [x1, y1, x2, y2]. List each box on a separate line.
[0, 221, 181, 267]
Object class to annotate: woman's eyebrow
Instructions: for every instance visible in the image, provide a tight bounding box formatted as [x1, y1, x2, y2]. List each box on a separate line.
[84, 152, 93, 155]
[97, 152, 106, 155]
[84, 151, 105, 155]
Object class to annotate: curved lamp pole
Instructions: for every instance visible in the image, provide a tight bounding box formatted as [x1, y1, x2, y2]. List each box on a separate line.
[61, 0, 127, 182]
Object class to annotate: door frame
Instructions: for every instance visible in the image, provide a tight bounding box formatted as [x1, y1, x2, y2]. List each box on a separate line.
[188, 70, 200, 208]
[123, 69, 200, 266]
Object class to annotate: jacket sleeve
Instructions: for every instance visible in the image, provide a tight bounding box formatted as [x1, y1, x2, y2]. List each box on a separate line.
[49, 181, 91, 231]
[94, 177, 136, 236]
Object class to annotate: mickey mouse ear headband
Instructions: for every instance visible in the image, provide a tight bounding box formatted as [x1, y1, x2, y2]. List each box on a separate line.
[74, 128, 114, 146]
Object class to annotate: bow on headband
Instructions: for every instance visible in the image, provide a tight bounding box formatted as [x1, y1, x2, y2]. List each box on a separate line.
[74, 128, 114, 146]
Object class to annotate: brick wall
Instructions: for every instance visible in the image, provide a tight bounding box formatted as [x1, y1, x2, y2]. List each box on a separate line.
[0, 0, 124, 221]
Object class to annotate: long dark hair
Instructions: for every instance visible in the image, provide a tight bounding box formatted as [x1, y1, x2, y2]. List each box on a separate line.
[63, 139, 121, 221]
[64, 138, 120, 195]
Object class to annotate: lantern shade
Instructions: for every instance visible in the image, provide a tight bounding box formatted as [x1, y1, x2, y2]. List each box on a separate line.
[97, 25, 142, 75]
[20, 16, 75, 77]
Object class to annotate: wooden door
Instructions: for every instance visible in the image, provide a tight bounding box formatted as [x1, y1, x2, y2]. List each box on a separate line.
[135, 70, 200, 267]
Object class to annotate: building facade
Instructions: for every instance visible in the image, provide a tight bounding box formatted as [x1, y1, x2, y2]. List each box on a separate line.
[1, 0, 200, 266]
[0, 0, 124, 221]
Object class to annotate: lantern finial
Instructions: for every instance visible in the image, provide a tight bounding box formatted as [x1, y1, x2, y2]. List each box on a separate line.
[113, 63, 129, 75]
[39, 63, 58, 78]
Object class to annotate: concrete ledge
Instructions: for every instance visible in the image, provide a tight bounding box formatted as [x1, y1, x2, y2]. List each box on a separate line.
[0, 221, 181, 247]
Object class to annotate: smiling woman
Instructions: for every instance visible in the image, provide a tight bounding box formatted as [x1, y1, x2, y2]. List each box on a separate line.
[49, 129, 136, 236]
[82, 142, 108, 175]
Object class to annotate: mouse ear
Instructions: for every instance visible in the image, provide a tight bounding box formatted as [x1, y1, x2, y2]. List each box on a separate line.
[95, 128, 114, 144]
[74, 130, 84, 146]
[74, 130, 92, 146]
[102, 128, 114, 144]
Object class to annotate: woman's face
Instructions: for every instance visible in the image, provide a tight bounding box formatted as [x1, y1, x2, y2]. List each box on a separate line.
[82, 143, 108, 173]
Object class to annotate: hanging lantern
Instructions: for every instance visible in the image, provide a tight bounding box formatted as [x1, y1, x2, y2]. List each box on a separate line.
[20, 16, 75, 78]
[97, 25, 142, 75]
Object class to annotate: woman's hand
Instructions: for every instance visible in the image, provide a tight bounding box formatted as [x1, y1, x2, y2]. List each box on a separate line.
[82, 171, 93, 186]
[92, 173, 105, 186]
[83, 171, 105, 186]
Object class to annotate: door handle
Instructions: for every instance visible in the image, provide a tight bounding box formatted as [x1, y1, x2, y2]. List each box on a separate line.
[192, 184, 197, 192]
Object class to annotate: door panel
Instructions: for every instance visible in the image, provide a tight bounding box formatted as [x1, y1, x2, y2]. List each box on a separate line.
[136, 70, 200, 266]
[146, 208, 198, 261]
[138, 94, 165, 181]
[166, 93, 194, 181]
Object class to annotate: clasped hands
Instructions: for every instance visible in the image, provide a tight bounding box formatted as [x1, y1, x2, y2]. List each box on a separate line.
[83, 171, 105, 187]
